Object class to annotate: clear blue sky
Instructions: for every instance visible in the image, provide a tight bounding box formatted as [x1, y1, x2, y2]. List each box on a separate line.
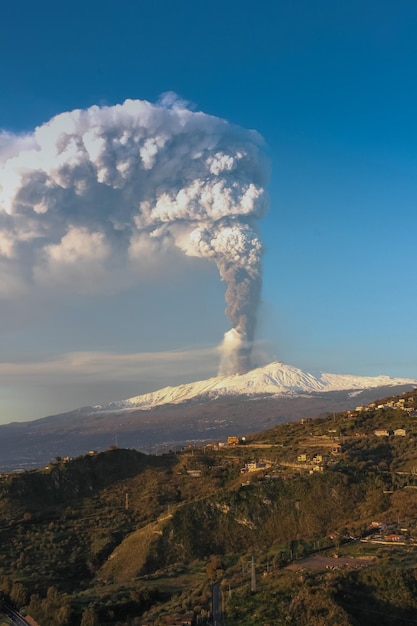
[1, 0, 417, 422]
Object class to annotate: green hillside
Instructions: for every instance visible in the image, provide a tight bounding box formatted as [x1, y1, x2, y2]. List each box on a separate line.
[1, 389, 417, 625]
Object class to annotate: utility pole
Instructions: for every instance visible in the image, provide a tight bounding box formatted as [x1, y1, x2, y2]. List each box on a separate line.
[251, 556, 256, 593]
[125, 492, 129, 511]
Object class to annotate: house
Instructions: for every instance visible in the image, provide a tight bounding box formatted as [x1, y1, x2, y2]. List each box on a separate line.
[297, 453, 308, 462]
[186, 470, 202, 477]
[394, 428, 407, 437]
[385, 534, 407, 543]
[312, 454, 323, 464]
[331, 444, 342, 455]
[242, 461, 267, 473]
[227, 436, 240, 446]
[369, 521, 387, 530]
[374, 429, 391, 437]
[22, 617, 41, 626]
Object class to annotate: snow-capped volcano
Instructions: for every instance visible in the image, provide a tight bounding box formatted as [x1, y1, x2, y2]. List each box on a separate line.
[94, 362, 417, 412]
[1, 362, 416, 473]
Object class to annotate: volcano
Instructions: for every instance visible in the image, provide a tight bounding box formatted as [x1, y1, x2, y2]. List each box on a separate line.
[0, 362, 415, 472]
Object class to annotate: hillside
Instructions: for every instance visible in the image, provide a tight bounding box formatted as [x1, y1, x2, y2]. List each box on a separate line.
[1, 388, 417, 624]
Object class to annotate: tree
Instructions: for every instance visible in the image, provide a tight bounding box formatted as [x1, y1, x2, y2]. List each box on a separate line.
[56, 603, 71, 626]
[10, 582, 26, 608]
[80, 606, 100, 626]
[26, 594, 42, 622]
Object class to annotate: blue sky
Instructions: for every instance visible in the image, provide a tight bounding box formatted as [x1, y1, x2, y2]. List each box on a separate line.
[0, 0, 417, 423]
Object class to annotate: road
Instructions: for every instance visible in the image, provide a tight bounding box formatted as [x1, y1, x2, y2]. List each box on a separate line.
[212, 581, 224, 626]
[0, 601, 31, 625]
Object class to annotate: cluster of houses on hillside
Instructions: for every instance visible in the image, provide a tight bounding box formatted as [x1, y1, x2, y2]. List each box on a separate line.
[353, 396, 416, 415]
[362, 521, 417, 546]
[374, 428, 407, 437]
[294, 450, 342, 473]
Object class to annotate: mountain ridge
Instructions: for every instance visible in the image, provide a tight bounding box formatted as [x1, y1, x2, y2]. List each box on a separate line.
[91, 361, 417, 412]
[0, 362, 416, 472]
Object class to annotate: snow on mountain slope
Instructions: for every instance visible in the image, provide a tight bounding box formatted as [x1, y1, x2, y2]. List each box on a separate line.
[94, 362, 417, 412]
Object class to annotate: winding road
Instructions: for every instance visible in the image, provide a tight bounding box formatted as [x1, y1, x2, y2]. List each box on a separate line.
[212, 581, 224, 626]
[0, 601, 31, 625]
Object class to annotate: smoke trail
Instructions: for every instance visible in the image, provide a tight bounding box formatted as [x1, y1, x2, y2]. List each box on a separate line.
[0, 95, 268, 373]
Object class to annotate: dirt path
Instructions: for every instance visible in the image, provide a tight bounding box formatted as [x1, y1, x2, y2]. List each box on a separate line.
[286, 554, 374, 571]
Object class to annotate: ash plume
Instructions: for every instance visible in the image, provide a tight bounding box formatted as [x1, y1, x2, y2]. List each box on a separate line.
[0, 95, 268, 373]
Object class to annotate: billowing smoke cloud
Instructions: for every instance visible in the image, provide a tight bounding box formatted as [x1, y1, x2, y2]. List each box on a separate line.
[0, 95, 268, 374]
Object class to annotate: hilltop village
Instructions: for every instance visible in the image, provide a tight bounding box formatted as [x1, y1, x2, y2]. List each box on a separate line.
[211, 392, 417, 475]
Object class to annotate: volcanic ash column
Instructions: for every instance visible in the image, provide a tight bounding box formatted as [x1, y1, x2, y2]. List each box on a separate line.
[217, 234, 263, 375]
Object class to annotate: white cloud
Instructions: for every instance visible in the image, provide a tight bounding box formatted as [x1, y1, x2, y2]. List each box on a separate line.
[0, 347, 219, 386]
[0, 98, 267, 294]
